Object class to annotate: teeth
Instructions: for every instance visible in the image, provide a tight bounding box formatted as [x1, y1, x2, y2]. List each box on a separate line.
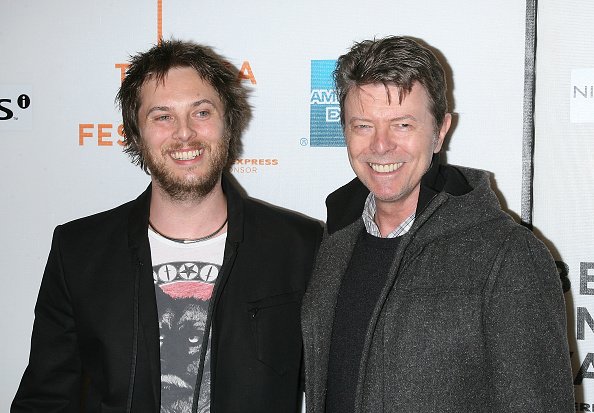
[171, 149, 203, 161]
[369, 162, 403, 173]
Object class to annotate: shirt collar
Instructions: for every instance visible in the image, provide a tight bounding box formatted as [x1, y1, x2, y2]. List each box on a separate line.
[361, 193, 416, 238]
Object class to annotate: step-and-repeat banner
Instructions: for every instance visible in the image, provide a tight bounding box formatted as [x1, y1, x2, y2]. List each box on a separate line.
[1, 0, 588, 410]
[535, 1, 594, 411]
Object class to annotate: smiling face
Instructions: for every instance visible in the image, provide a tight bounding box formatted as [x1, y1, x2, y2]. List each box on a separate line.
[138, 66, 228, 201]
[344, 82, 451, 216]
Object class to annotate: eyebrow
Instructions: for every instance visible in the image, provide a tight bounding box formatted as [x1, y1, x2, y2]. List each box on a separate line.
[145, 99, 216, 116]
[348, 115, 418, 123]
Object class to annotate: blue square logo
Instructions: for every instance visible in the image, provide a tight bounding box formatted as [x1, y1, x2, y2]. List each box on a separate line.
[309, 60, 345, 147]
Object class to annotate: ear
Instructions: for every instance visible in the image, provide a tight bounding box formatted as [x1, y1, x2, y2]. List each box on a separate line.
[433, 113, 451, 153]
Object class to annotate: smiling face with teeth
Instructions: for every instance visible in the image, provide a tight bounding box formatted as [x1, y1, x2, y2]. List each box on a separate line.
[344, 82, 451, 220]
[137, 66, 228, 201]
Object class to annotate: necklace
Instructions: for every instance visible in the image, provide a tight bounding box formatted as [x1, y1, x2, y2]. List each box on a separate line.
[148, 217, 228, 244]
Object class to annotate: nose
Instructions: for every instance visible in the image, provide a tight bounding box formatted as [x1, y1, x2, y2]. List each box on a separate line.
[174, 116, 197, 142]
[370, 124, 396, 154]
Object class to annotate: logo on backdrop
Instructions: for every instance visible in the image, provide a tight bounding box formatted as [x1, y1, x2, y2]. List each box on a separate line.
[231, 157, 279, 174]
[570, 68, 594, 123]
[574, 261, 594, 386]
[309, 60, 344, 147]
[0, 85, 32, 131]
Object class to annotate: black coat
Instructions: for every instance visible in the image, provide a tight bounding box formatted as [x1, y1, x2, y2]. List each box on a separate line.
[12, 173, 322, 413]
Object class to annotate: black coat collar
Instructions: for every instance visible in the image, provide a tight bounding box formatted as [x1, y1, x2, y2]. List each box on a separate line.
[325, 154, 472, 235]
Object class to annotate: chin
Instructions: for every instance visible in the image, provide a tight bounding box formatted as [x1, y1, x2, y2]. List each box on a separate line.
[369, 185, 404, 201]
[372, 185, 416, 204]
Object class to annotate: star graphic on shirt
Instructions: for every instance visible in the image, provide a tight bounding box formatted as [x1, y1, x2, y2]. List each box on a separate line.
[178, 263, 199, 280]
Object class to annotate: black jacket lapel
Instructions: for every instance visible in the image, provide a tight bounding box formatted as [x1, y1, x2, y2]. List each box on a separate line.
[127, 185, 160, 410]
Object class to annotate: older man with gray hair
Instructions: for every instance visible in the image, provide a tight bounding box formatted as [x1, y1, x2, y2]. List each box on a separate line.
[302, 36, 574, 413]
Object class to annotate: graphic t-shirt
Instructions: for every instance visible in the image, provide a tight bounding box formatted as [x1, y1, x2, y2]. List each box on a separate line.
[149, 227, 226, 413]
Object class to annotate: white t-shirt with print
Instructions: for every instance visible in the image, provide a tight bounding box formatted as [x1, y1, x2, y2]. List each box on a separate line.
[149, 228, 226, 413]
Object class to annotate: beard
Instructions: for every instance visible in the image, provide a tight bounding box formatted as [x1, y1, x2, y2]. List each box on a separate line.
[143, 137, 229, 202]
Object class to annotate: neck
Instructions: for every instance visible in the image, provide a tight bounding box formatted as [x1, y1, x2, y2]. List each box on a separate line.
[373, 191, 419, 237]
[149, 178, 228, 240]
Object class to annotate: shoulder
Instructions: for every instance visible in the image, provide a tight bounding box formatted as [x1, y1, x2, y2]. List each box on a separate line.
[52, 192, 146, 249]
[41, 198, 141, 271]
[502, 224, 556, 269]
[57, 199, 135, 235]
[479, 219, 551, 260]
[486, 223, 560, 294]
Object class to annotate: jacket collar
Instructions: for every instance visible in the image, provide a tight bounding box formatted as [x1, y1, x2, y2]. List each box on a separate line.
[127, 185, 151, 252]
[325, 154, 472, 235]
[221, 172, 245, 243]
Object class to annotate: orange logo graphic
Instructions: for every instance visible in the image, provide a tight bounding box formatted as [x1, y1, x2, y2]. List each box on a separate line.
[79, 123, 125, 146]
[79, 0, 255, 147]
[157, 0, 163, 43]
[231, 158, 278, 174]
[238, 61, 257, 84]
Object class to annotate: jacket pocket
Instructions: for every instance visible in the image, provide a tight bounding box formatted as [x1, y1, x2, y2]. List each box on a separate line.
[247, 290, 303, 375]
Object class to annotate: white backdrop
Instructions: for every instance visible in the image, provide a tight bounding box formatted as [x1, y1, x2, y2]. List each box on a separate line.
[535, 1, 594, 410]
[0, 0, 556, 410]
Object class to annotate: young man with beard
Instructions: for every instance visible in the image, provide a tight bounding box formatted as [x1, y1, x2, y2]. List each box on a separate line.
[12, 40, 322, 413]
[301, 36, 574, 412]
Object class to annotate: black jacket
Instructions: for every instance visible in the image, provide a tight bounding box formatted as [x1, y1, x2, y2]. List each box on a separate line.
[12, 173, 322, 413]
